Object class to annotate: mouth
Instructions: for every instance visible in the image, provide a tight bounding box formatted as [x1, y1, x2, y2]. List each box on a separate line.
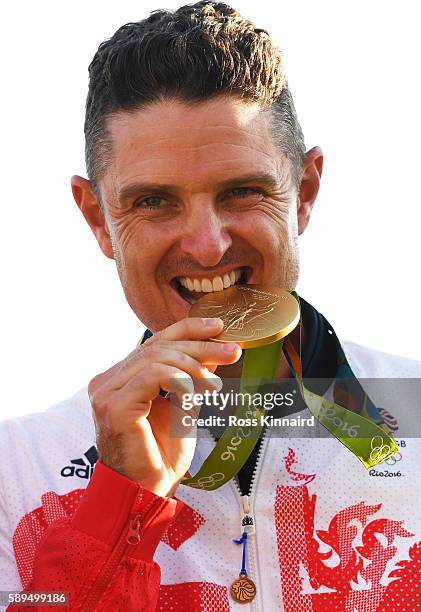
[171, 266, 251, 305]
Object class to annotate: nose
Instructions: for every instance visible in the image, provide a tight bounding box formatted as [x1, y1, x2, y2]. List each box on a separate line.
[179, 199, 232, 267]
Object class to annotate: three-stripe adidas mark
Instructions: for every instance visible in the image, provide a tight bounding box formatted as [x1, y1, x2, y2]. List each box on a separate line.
[60, 445, 98, 479]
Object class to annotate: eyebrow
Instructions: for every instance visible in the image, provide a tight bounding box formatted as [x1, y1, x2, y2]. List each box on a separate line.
[117, 172, 280, 203]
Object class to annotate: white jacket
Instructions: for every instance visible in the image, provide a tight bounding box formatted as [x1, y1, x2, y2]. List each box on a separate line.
[0, 341, 420, 611]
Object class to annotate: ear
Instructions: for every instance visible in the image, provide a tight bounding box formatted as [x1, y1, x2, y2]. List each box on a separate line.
[297, 146, 323, 235]
[71, 176, 114, 260]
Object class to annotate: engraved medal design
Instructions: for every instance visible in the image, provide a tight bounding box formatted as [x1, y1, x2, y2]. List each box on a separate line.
[189, 285, 300, 348]
[230, 574, 257, 603]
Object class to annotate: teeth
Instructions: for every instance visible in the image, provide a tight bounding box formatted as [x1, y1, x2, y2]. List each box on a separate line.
[178, 268, 244, 294]
[202, 278, 213, 292]
[212, 277, 224, 292]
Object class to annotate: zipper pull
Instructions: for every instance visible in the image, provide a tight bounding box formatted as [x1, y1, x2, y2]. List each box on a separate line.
[126, 513, 142, 545]
[241, 495, 255, 535]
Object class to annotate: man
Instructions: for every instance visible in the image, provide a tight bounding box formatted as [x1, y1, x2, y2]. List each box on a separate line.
[1, 2, 420, 611]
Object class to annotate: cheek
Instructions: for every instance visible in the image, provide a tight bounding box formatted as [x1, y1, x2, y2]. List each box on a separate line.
[240, 199, 297, 252]
[108, 216, 164, 283]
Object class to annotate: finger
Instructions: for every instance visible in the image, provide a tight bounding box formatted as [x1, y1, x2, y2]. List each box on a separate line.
[135, 348, 222, 383]
[148, 317, 224, 343]
[100, 363, 195, 432]
[91, 318, 225, 390]
[158, 340, 242, 366]
[104, 339, 241, 389]
[118, 363, 200, 409]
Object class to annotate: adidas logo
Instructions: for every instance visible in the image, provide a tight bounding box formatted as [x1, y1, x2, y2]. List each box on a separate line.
[60, 445, 98, 479]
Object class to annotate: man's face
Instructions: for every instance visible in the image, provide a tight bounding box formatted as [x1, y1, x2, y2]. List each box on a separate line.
[78, 97, 319, 332]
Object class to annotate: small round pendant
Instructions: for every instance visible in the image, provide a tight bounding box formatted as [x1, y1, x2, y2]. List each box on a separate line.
[230, 573, 257, 603]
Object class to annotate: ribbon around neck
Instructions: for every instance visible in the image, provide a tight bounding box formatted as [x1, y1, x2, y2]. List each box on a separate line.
[180, 290, 399, 491]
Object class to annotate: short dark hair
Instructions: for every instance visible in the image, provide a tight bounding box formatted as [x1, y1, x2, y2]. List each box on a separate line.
[85, 1, 306, 193]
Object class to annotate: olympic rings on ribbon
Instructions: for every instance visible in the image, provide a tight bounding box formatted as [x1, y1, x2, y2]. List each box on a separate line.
[369, 436, 392, 463]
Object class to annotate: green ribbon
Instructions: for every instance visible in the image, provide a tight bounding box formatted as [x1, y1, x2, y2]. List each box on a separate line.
[298, 384, 399, 468]
[181, 340, 284, 490]
[180, 291, 399, 491]
[285, 292, 399, 469]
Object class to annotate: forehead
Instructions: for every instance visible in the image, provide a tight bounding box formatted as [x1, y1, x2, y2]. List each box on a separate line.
[104, 97, 289, 194]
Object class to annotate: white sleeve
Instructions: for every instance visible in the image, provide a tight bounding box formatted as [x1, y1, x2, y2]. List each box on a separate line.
[0, 448, 23, 611]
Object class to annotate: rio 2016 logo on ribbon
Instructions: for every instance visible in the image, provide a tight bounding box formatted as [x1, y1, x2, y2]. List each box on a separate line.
[190, 473, 226, 489]
[369, 436, 394, 464]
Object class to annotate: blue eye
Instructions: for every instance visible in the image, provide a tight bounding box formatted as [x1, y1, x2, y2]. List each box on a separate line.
[230, 188, 259, 197]
[139, 196, 163, 209]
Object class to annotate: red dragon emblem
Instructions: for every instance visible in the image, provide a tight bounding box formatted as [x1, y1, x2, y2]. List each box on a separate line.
[275, 448, 420, 611]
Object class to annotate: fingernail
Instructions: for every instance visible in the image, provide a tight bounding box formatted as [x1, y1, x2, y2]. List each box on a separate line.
[209, 376, 223, 391]
[203, 318, 223, 327]
[222, 342, 240, 352]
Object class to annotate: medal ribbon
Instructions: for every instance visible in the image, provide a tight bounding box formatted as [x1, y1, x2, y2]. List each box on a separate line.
[181, 291, 399, 490]
[283, 292, 399, 468]
[181, 339, 283, 490]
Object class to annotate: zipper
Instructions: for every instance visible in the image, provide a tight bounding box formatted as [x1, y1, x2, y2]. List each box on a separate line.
[80, 495, 165, 611]
[231, 430, 270, 612]
[202, 425, 269, 610]
[240, 493, 255, 535]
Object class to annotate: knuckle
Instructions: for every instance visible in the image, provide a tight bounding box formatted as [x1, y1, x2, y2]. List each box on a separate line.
[89, 387, 111, 417]
[148, 361, 164, 378]
[176, 351, 192, 367]
[147, 328, 162, 343]
[197, 339, 210, 354]
[87, 374, 101, 395]
[139, 343, 159, 360]
[176, 318, 194, 337]
[88, 369, 113, 390]
[184, 317, 196, 331]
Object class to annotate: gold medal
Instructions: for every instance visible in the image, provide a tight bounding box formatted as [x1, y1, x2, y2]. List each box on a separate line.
[230, 573, 257, 603]
[189, 285, 300, 348]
